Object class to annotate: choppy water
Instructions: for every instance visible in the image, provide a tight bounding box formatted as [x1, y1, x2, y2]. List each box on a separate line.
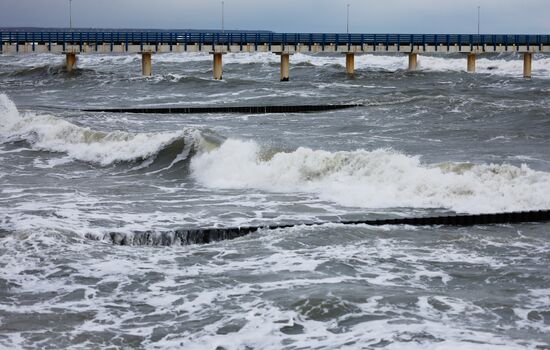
[1, 51, 550, 349]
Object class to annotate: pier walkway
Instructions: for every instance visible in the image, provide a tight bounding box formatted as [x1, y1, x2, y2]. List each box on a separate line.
[1, 31, 549, 79]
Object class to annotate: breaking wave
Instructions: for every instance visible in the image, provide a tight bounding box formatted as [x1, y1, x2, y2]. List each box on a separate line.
[0, 94, 209, 166]
[3, 93, 550, 214]
[190, 139, 550, 214]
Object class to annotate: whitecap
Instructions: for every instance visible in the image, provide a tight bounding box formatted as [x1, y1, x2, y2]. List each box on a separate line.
[0, 94, 201, 166]
[190, 139, 550, 213]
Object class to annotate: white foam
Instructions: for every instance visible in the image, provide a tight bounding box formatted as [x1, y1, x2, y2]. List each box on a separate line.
[0, 220, 547, 349]
[0, 94, 197, 166]
[191, 139, 550, 213]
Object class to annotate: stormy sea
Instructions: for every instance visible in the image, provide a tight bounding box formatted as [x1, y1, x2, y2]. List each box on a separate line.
[1, 51, 550, 349]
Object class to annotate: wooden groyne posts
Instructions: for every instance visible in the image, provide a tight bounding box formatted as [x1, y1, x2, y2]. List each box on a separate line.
[1, 32, 548, 79]
[106, 209, 550, 246]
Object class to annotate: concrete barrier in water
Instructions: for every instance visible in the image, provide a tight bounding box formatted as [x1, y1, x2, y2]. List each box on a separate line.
[65, 52, 77, 72]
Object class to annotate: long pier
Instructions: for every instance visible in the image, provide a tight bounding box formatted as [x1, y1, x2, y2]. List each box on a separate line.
[1, 31, 549, 79]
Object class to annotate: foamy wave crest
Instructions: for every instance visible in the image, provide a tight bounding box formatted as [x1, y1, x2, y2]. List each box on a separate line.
[0, 94, 199, 165]
[191, 139, 550, 213]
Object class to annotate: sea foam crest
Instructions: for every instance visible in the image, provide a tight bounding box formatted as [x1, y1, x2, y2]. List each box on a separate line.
[0, 94, 195, 165]
[191, 139, 550, 213]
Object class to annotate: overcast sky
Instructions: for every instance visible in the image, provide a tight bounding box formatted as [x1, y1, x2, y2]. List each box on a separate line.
[0, 0, 548, 33]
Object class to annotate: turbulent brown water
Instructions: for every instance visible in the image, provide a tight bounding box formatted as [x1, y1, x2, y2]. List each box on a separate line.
[1, 51, 550, 349]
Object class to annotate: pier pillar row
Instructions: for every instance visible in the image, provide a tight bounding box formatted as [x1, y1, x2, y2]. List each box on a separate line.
[141, 52, 152, 76]
[280, 53, 290, 81]
[66, 53, 77, 72]
[467, 53, 476, 73]
[408, 53, 418, 71]
[213, 53, 223, 80]
[523, 53, 532, 78]
[346, 53, 355, 75]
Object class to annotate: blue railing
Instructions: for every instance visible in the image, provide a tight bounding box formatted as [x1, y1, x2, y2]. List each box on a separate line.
[1, 32, 549, 47]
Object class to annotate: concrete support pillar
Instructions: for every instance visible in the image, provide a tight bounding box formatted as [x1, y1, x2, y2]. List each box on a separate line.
[141, 52, 152, 76]
[467, 53, 476, 73]
[66, 53, 77, 72]
[213, 53, 223, 80]
[345, 53, 355, 75]
[523, 53, 532, 78]
[408, 53, 418, 71]
[280, 53, 290, 81]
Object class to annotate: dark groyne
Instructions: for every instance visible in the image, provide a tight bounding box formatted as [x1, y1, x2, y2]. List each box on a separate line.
[83, 104, 361, 114]
[106, 210, 550, 246]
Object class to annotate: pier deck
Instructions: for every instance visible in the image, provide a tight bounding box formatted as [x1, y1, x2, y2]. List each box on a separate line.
[2, 31, 548, 79]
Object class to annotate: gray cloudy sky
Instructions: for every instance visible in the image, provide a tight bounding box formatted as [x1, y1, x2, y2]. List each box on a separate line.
[0, 0, 548, 33]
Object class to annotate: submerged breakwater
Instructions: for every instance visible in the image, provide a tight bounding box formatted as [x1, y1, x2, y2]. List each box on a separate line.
[1, 52, 550, 349]
[105, 210, 550, 246]
[82, 104, 361, 114]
